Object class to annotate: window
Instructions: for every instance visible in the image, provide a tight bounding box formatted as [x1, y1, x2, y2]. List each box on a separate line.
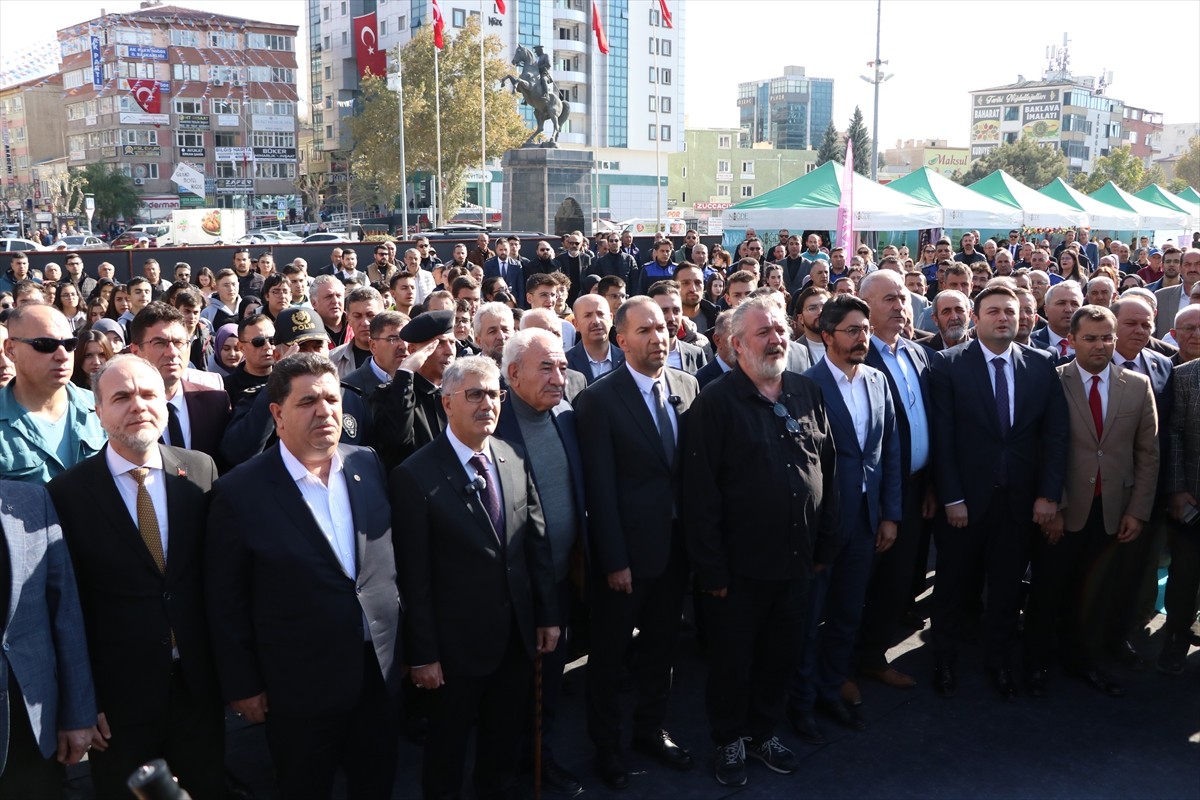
[214, 162, 241, 178]
[1003, 106, 1019, 121]
[717, 184, 730, 197]
[324, 95, 332, 109]
[119, 129, 159, 145]
[741, 160, 754, 174]
[214, 132, 239, 147]
[661, 39, 671, 57]
[453, 8, 466, 26]
[397, 15, 406, 30]
[172, 98, 204, 114]
[62, 67, 90, 90]
[113, 28, 153, 45]
[247, 33, 294, 51]
[250, 131, 296, 148]
[805, 162, 817, 174]
[741, 185, 754, 198]
[211, 99, 240, 114]
[322, 5, 331, 20]
[11, 127, 25, 142]
[650, 7, 659, 25]
[718, 159, 731, 173]
[325, 125, 333, 138]
[681, 166, 687, 178]
[1004, 131, 1018, 144]
[15, 155, 29, 169]
[649, 67, 656, 84]
[660, 69, 671, 85]
[660, 96, 671, 113]
[170, 29, 201, 47]
[661, 125, 671, 141]
[718, 135, 731, 149]
[172, 64, 201, 81]
[176, 131, 204, 147]
[648, 124, 657, 141]
[649, 37, 657, 55]
[379, 19, 388, 35]
[324, 66, 332, 80]
[208, 32, 240, 49]
[255, 163, 297, 179]
[648, 96, 656, 112]
[251, 100, 295, 116]
[341, 1, 347, 14]
[342, 31, 348, 45]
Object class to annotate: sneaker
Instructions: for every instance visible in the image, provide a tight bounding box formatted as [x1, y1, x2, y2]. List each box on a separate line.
[747, 735, 799, 774]
[714, 737, 748, 787]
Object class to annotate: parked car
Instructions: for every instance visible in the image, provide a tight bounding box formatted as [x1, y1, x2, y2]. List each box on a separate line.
[108, 231, 157, 248]
[50, 235, 106, 250]
[302, 232, 348, 244]
[0, 237, 45, 252]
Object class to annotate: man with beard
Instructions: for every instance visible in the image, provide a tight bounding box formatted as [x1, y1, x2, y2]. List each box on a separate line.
[929, 291, 971, 352]
[676, 263, 717, 333]
[467, 232, 494, 268]
[683, 296, 839, 787]
[553, 234, 593, 303]
[672, 230, 699, 265]
[1154, 248, 1200, 339]
[775, 236, 809, 294]
[792, 286, 831, 364]
[648, 281, 709, 374]
[311, 275, 348, 347]
[593, 233, 638, 283]
[1146, 246, 1182, 292]
[790, 294, 899, 743]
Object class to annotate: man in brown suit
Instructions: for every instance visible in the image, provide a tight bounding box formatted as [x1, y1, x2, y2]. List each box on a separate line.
[1025, 305, 1159, 698]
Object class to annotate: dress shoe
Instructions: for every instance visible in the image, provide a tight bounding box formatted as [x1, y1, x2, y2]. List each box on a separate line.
[840, 680, 862, 704]
[816, 697, 866, 731]
[990, 667, 1016, 702]
[632, 729, 694, 771]
[1113, 640, 1145, 671]
[786, 705, 826, 745]
[933, 664, 957, 698]
[541, 756, 582, 795]
[1025, 668, 1048, 698]
[1158, 632, 1189, 676]
[1070, 667, 1124, 697]
[595, 749, 629, 791]
[901, 610, 927, 630]
[861, 666, 917, 688]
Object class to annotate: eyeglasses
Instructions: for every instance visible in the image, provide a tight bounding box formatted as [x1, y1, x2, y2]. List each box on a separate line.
[12, 336, 78, 353]
[240, 335, 273, 348]
[141, 337, 189, 350]
[857, 250, 870, 255]
[771, 402, 802, 435]
[1077, 334, 1116, 344]
[1176, 325, 1200, 337]
[371, 335, 404, 345]
[450, 387, 507, 403]
[833, 324, 873, 338]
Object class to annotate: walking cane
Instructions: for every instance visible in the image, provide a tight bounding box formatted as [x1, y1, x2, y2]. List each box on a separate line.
[534, 652, 543, 800]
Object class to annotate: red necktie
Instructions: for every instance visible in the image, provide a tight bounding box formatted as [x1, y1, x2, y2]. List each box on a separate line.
[1058, 338, 1069, 358]
[1089, 375, 1103, 495]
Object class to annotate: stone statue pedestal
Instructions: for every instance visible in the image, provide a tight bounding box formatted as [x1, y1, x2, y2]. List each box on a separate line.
[502, 148, 594, 235]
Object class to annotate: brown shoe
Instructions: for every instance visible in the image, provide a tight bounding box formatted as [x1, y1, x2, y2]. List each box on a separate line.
[840, 680, 862, 704]
[861, 666, 917, 688]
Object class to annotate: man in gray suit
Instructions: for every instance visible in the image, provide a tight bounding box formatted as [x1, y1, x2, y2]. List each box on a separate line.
[0, 481, 97, 795]
[1154, 248, 1200, 338]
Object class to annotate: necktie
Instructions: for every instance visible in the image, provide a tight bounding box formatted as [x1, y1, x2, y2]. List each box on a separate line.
[993, 358, 1009, 485]
[166, 403, 184, 448]
[468, 453, 505, 548]
[1089, 375, 1104, 495]
[1058, 338, 1068, 358]
[129, 468, 165, 573]
[1123, 360, 1137, 374]
[652, 381, 676, 468]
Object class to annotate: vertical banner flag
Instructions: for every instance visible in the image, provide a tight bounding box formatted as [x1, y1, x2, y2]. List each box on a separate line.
[432, 0, 446, 49]
[127, 79, 161, 114]
[352, 13, 386, 79]
[837, 141, 855, 250]
[658, 0, 673, 28]
[495, 0, 506, 13]
[592, 1, 609, 55]
[90, 35, 103, 88]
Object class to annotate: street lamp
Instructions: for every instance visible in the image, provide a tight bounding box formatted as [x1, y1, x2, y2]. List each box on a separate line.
[859, 0, 893, 182]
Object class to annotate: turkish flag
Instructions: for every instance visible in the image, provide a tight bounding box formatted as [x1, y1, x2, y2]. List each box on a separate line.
[658, 0, 673, 28]
[432, 0, 445, 49]
[352, 13, 387, 79]
[496, 0, 506, 13]
[128, 79, 161, 114]
[592, 1, 609, 55]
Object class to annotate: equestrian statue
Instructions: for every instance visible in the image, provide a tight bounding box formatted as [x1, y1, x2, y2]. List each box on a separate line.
[500, 44, 571, 147]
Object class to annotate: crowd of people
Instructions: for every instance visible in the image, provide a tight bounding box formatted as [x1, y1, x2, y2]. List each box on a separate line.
[0, 223, 1197, 798]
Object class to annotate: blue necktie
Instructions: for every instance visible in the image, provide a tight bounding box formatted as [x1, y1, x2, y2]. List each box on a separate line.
[993, 357, 1009, 485]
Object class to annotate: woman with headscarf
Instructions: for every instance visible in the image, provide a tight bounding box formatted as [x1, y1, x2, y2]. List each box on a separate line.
[207, 323, 243, 377]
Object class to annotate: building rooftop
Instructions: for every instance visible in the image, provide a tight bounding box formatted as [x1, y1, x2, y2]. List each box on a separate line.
[57, 4, 296, 35]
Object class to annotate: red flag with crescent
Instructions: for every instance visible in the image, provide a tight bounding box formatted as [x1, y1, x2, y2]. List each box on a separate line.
[127, 79, 160, 114]
[432, 0, 446, 49]
[352, 13, 387, 79]
[592, 1, 609, 55]
[658, 0, 673, 28]
[496, 0, 506, 13]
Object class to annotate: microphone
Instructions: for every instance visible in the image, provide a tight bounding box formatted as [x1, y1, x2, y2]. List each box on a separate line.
[464, 475, 487, 495]
[668, 395, 683, 407]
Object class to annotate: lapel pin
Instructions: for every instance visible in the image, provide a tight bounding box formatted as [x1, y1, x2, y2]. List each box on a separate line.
[177, 467, 187, 477]
[353, 474, 361, 481]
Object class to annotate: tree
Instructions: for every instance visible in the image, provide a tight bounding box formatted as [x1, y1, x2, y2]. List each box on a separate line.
[1167, 177, 1191, 195]
[1140, 163, 1168, 191]
[845, 106, 872, 177]
[350, 16, 526, 226]
[72, 162, 140, 225]
[954, 137, 1067, 188]
[1175, 136, 1200, 190]
[1070, 145, 1145, 193]
[815, 120, 842, 167]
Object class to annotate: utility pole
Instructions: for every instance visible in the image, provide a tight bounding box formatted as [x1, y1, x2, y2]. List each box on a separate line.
[859, 0, 893, 182]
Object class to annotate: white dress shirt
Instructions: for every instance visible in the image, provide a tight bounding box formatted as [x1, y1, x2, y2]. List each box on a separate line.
[982, 343, 1016, 426]
[446, 428, 504, 541]
[106, 445, 169, 559]
[164, 384, 192, 449]
[1078, 364, 1110, 422]
[825, 359, 870, 452]
[1046, 328, 1073, 358]
[627, 365, 678, 443]
[587, 343, 616, 378]
[279, 442, 357, 581]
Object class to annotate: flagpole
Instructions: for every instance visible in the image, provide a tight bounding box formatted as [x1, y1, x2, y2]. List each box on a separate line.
[392, 50, 410, 237]
[480, 0, 486, 218]
[653, 2, 661, 234]
[434, 43, 444, 227]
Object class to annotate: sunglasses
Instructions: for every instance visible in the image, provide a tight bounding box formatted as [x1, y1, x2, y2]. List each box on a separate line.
[240, 335, 273, 348]
[12, 336, 78, 353]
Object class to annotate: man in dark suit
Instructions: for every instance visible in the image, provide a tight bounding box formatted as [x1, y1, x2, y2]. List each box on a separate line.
[856, 271, 935, 689]
[1160, 357, 1200, 673]
[48, 354, 225, 798]
[575, 297, 700, 789]
[392, 355, 560, 799]
[566, 293, 625, 384]
[483, 239, 526, 304]
[0, 481, 96, 797]
[1030, 280, 1083, 360]
[648, 281, 709, 374]
[551, 234, 592, 304]
[695, 310, 735, 390]
[128, 303, 232, 465]
[791, 295, 900, 742]
[929, 285, 1068, 699]
[206, 354, 402, 799]
[312, 246, 343, 277]
[684, 297, 839, 787]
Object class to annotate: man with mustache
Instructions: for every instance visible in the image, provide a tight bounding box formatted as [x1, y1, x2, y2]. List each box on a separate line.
[789, 295, 900, 743]
[682, 296, 838, 787]
[930, 290, 972, 351]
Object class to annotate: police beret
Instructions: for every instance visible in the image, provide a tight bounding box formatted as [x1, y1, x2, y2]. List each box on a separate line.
[275, 307, 329, 346]
[400, 309, 454, 343]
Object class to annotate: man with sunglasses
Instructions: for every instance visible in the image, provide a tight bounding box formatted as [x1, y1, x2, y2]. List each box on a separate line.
[222, 314, 277, 409]
[0, 304, 106, 483]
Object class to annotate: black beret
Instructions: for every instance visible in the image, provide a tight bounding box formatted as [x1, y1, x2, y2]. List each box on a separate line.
[399, 309, 454, 343]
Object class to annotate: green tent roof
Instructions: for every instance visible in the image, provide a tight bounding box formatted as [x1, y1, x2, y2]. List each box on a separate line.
[1133, 184, 1191, 214]
[729, 161, 842, 210]
[966, 170, 1087, 226]
[886, 167, 1023, 228]
[1178, 186, 1200, 205]
[1089, 182, 1189, 228]
[1038, 178, 1139, 229]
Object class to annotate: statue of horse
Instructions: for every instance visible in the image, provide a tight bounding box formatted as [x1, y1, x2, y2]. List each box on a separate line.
[500, 43, 571, 147]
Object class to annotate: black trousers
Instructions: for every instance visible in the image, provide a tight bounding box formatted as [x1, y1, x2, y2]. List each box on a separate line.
[586, 536, 688, 752]
[1164, 521, 1200, 637]
[1025, 498, 1125, 671]
[858, 471, 927, 670]
[0, 671, 65, 800]
[89, 663, 225, 800]
[931, 487, 1033, 668]
[423, 626, 531, 800]
[704, 576, 806, 745]
[265, 644, 398, 800]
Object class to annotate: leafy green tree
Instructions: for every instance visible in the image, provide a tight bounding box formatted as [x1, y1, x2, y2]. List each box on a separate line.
[1175, 136, 1200, 190]
[73, 162, 140, 224]
[815, 121, 842, 167]
[1070, 146, 1144, 193]
[955, 137, 1067, 187]
[1140, 163, 1168, 191]
[1167, 177, 1191, 194]
[845, 106, 872, 177]
[350, 16, 525, 225]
